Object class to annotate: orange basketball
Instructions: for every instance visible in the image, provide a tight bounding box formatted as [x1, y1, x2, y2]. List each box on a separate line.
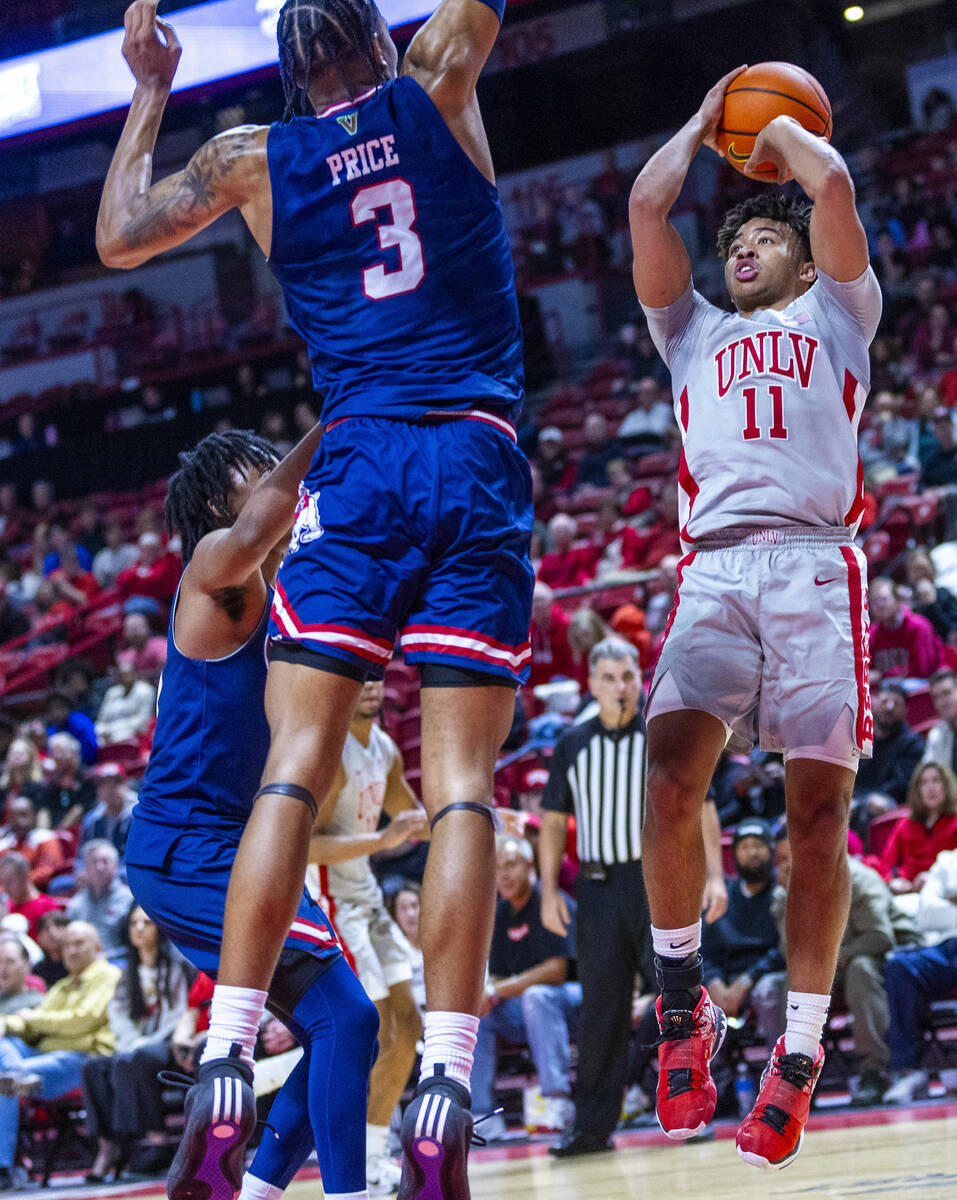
[716, 62, 832, 178]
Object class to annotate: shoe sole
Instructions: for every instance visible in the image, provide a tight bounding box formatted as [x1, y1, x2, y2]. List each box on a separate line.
[655, 1006, 729, 1142]
[736, 1129, 804, 1172]
[398, 1095, 471, 1200]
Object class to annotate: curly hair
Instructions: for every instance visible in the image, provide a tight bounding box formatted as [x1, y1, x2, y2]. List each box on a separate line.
[716, 194, 813, 262]
[277, 0, 384, 120]
[165, 430, 278, 565]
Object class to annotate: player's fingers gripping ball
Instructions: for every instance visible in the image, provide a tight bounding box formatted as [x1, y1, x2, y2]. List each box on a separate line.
[717, 61, 832, 177]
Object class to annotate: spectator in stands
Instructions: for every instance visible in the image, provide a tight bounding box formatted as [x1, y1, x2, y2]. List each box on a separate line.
[46, 689, 97, 766]
[913, 303, 957, 374]
[529, 581, 574, 688]
[386, 882, 424, 1012]
[710, 751, 787, 827]
[0, 796, 64, 890]
[42, 525, 93, 576]
[0, 855, 60, 941]
[869, 576, 944, 679]
[906, 548, 957, 642]
[644, 555, 679, 638]
[54, 659, 107, 724]
[471, 836, 579, 1140]
[0, 738, 43, 810]
[617, 377, 674, 454]
[0, 936, 43, 1016]
[48, 544, 100, 609]
[33, 731, 95, 830]
[0, 582, 27, 646]
[74, 504, 105, 560]
[82, 904, 191, 1182]
[27, 579, 72, 641]
[29, 481, 54, 524]
[851, 681, 926, 839]
[538, 514, 593, 590]
[590, 498, 645, 579]
[66, 841, 132, 963]
[700, 819, 782, 1020]
[925, 667, 957, 772]
[567, 608, 612, 696]
[81, 766, 136, 862]
[94, 659, 156, 747]
[617, 322, 669, 387]
[882, 841, 957, 1104]
[0, 921, 120, 1190]
[118, 612, 166, 676]
[921, 409, 957, 488]
[92, 520, 139, 589]
[0, 725, 12, 780]
[574, 413, 622, 491]
[115, 532, 179, 613]
[609, 604, 654, 670]
[534, 426, 571, 491]
[879, 762, 957, 894]
[33, 911, 68, 990]
[753, 829, 907, 1108]
[0, 486, 25, 547]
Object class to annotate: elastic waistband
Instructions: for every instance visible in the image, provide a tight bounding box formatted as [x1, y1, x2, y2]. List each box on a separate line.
[323, 409, 517, 443]
[694, 525, 853, 551]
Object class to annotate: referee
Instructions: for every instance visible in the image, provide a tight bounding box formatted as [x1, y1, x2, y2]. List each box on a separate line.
[540, 636, 652, 1156]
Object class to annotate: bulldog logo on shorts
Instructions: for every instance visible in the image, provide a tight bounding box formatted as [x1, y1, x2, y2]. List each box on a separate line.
[289, 484, 324, 554]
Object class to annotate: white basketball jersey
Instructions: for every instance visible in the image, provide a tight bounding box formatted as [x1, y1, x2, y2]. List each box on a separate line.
[324, 723, 397, 905]
[641, 268, 882, 548]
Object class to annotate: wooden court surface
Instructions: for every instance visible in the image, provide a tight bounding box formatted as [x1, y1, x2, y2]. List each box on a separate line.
[278, 1112, 957, 1200]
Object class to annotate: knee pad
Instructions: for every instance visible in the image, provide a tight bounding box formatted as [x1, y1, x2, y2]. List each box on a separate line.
[430, 801, 503, 832]
[253, 782, 318, 820]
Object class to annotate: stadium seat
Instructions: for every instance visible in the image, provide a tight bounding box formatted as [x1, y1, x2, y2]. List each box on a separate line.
[866, 807, 909, 858]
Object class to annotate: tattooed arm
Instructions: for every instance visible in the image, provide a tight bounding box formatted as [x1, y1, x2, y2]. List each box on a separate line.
[97, 2, 270, 268]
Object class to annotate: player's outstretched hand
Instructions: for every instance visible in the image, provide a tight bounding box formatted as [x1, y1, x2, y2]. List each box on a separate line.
[744, 116, 796, 184]
[122, 1, 182, 90]
[698, 65, 748, 154]
[381, 808, 429, 849]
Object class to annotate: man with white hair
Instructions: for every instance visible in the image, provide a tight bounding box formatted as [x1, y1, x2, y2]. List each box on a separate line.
[35, 732, 95, 829]
[0, 921, 120, 1191]
[115, 530, 179, 611]
[539, 513, 593, 590]
[471, 835, 579, 1140]
[66, 841, 132, 962]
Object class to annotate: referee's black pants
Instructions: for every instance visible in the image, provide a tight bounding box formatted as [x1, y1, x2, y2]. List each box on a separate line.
[573, 859, 652, 1140]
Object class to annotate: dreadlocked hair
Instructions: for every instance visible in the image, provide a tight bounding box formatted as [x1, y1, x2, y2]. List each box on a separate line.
[716, 194, 813, 262]
[277, 0, 384, 120]
[165, 430, 279, 564]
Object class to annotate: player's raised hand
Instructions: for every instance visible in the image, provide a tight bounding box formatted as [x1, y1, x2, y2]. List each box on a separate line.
[381, 807, 429, 848]
[697, 65, 748, 153]
[122, 1, 182, 90]
[744, 118, 795, 184]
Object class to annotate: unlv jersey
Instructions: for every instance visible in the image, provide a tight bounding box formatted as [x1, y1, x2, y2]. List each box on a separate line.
[641, 268, 882, 548]
[324, 724, 397, 906]
[267, 76, 524, 425]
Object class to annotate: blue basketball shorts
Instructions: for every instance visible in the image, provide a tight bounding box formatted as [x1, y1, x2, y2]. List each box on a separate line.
[269, 412, 534, 684]
[126, 815, 342, 979]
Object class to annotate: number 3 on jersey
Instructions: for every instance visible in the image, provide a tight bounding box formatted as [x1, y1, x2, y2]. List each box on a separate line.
[351, 178, 425, 300]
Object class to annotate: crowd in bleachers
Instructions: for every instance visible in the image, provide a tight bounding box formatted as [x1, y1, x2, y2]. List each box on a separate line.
[0, 91, 953, 1182]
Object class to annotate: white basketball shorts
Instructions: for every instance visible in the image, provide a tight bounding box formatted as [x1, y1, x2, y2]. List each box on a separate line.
[646, 526, 873, 768]
[333, 895, 414, 1003]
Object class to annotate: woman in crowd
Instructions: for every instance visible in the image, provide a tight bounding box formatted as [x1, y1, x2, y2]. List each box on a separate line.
[82, 904, 191, 1181]
[905, 547, 957, 642]
[387, 880, 425, 1013]
[879, 762, 957, 894]
[0, 737, 44, 812]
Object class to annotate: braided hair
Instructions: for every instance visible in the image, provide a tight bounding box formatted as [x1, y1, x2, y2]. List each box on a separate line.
[277, 0, 385, 120]
[716, 194, 813, 263]
[165, 430, 279, 564]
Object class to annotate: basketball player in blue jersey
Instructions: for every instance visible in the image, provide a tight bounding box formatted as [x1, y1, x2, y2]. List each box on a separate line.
[124, 428, 380, 1200]
[99, 1, 531, 1197]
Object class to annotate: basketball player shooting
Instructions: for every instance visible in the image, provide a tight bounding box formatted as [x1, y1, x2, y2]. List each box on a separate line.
[97, 3, 531, 1199]
[629, 68, 880, 1170]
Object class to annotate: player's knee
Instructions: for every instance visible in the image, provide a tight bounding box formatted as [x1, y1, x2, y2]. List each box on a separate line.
[645, 759, 704, 820]
[787, 795, 847, 854]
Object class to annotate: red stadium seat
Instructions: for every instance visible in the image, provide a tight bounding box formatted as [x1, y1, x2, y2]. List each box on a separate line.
[97, 740, 143, 766]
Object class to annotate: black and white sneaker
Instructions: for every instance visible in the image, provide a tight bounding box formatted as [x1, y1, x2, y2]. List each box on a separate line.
[165, 1045, 256, 1200]
[398, 1067, 473, 1200]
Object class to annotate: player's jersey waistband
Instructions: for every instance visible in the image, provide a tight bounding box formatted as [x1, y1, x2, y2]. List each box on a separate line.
[323, 408, 517, 443]
[693, 525, 853, 551]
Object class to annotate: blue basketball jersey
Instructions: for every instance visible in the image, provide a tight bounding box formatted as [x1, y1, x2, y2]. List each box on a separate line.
[136, 581, 271, 830]
[266, 76, 524, 425]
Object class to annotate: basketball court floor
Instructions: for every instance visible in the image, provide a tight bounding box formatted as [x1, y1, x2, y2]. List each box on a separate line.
[48, 1104, 957, 1200]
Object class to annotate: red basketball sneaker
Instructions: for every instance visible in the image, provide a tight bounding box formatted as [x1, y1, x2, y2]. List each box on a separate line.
[654, 987, 727, 1139]
[736, 1037, 824, 1170]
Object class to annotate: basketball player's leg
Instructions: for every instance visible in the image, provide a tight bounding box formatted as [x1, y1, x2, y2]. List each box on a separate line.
[369, 982, 421, 1126]
[217, 658, 362, 996]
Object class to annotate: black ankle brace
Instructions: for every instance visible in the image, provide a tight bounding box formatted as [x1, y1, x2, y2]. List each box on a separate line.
[655, 950, 703, 995]
[253, 782, 318, 820]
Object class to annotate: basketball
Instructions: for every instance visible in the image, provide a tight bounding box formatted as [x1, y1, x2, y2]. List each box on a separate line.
[716, 61, 832, 177]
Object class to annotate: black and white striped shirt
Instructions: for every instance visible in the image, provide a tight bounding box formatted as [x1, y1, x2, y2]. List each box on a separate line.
[542, 714, 645, 865]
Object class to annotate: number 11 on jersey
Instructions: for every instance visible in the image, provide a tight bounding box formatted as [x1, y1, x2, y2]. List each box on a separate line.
[742, 385, 788, 441]
[351, 178, 426, 300]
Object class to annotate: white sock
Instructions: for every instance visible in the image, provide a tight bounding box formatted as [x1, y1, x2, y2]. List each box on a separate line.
[326, 1193, 370, 1200]
[419, 1011, 479, 1090]
[651, 921, 701, 960]
[238, 1175, 282, 1200]
[783, 990, 829, 1059]
[200, 984, 268, 1066]
[366, 1123, 389, 1159]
